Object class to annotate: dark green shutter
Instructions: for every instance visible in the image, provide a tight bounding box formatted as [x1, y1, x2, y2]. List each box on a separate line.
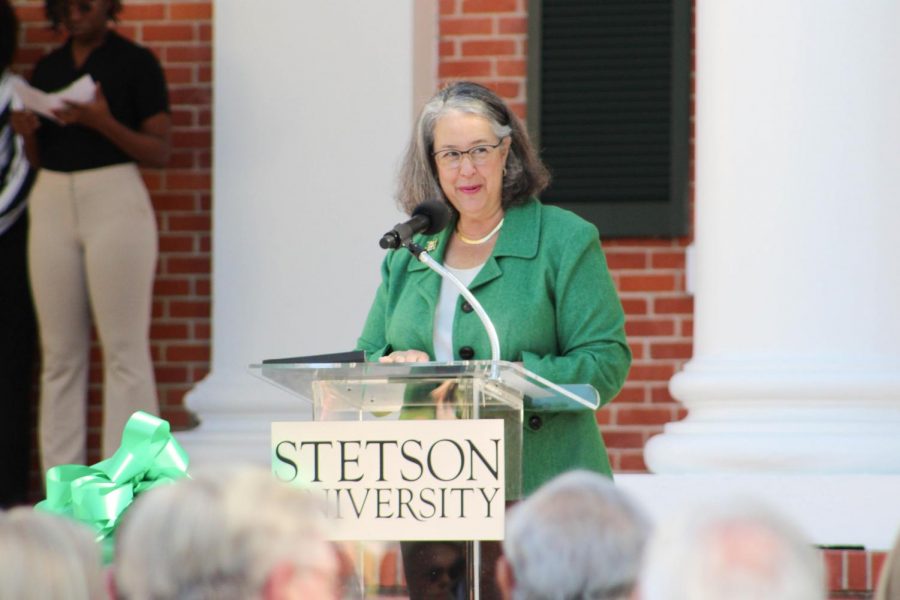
[528, 0, 691, 237]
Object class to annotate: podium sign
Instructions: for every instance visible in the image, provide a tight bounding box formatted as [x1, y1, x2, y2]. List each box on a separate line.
[272, 419, 505, 540]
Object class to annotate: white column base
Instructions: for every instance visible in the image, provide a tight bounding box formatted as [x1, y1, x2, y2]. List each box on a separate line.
[646, 359, 900, 473]
[174, 368, 311, 471]
[616, 474, 900, 551]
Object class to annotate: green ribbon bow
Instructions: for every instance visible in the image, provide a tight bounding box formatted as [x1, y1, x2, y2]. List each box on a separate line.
[36, 411, 190, 562]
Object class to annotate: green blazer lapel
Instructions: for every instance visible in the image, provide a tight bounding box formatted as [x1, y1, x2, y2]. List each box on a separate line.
[470, 198, 542, 291]
[407, 225, 453, 308]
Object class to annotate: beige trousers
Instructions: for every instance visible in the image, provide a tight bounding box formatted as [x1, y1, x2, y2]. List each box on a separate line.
[28, 163, 159, 472]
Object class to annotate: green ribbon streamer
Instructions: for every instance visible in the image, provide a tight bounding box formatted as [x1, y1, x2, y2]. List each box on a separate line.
[35, 411, 190, 562]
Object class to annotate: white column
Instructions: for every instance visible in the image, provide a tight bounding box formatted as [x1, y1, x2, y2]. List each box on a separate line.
[176, 0, 435, 468]
[645, 0, 900, 473]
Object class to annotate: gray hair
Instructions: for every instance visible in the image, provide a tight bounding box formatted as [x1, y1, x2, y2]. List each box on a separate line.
[503, 470, 651, 600]
[639, 499, 827, 600]
[114, 467, 335, 600]
[396, 80, 550, 215]
[0, 508, 105, 600]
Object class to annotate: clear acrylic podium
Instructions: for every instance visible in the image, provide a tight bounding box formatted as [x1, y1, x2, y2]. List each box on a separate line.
[250, 359, 599, 599]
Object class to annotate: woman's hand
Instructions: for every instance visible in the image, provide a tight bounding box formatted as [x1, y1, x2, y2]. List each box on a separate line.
[54, 83, 112, 129]
[10, 110, 40, 136]
[379, 349, 430, 363]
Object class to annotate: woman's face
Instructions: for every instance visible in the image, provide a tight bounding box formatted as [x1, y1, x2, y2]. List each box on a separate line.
[63, 0, 110, 41]
[432, 110, 510, 223]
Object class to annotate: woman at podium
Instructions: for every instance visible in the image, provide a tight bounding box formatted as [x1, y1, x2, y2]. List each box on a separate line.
[357, 81, 631, 495]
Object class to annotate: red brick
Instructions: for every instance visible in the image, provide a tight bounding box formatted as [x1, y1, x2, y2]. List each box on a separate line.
[602, 431, 645, 449]
[650, 342, 693, 360]
[498, 17, 527, 34]
[496, 58, 526, 76]
[871, 552, 888, 591]
[167, 256, 211, 275]
[650, 386, 678, 404]
[462, 40, 516, 57]
[628, 364, 676, 382]
[172, 130, 211, 148]
[613, 386, 646, 404]
[617, 452, 647, 473]
[619, 274, 678, 292]
[681, 319, 694, 337]
[169, 86, 212, 105]
[168, 215, 211, 231]
[651, 251, 686, 269]
[155, 366, 189, 384]
[625, 319, 676, 337]
[171, 3, 212, 20]
[121, 4, 166, 21]
[846, 551, 868, 591]
[167, 172, 211, 190]
[166, 45, 213, 62]
[824, 550, 844, 591]
[170, 301, 210, 318]
[620, 298, 648, 316]
[442, 17, 494, 35]
[158, 234, 194, 252]
[150, 323, 190, 339]
[153, 193, 195, 211]
[654, 296, 694, 315]
[164, 66, 194, 85]
[439, 60, 493, 78]
[480, 80, 520, 99]
[463, 0, 517, 13]
[143, 24, 195, 42]
[166, 345, 210, 362]
[616, 407, 675, 426]
[606, 251, 647, 270]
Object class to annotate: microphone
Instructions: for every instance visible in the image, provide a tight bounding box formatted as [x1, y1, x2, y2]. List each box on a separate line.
[379, 200, 450, 249]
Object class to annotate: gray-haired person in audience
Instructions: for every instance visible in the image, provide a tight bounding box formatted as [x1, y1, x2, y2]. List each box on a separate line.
[114, 467, 342, 600]
[639, 499, 827, 600]
[497, 470, 651, 600]
[0, 507, 106, 600]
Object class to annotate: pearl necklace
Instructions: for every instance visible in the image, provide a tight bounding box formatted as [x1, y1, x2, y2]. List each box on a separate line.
[456, 218, 505, 245]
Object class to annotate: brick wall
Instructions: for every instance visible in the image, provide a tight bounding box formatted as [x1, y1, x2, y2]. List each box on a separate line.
[10, 0, 212, 476]
[437, 0, 692, 473]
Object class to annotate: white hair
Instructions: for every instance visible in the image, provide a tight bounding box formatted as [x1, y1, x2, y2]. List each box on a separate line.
[639, 498, 827, 600]
[0, 508, 105, 600]
[503, 470, 651, 600]
[114, 466, 335, 600]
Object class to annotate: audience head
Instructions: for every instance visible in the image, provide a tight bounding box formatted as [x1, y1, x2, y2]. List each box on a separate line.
[639, 498, 826, 600]
[114, 466, 340, 600]
[499, 470, 651, 600]
[0, 507, 105, 600]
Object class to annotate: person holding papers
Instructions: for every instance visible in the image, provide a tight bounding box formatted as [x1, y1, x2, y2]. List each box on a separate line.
[9, 0, 170, 473]
[357, 81, 631, 495]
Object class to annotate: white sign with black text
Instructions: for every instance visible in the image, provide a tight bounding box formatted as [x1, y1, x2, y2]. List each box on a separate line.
[272, 419, 505, 541]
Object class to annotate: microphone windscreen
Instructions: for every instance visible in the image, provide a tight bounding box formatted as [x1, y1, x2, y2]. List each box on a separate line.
[412, 200, 451, 235]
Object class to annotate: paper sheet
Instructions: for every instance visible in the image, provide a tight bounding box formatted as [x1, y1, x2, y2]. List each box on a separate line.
[10, 74, 97, 123]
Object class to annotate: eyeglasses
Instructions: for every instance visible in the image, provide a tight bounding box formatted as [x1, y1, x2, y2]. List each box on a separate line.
[432, 137, 506, 170]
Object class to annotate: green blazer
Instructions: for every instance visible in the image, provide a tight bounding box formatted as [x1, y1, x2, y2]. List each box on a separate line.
[357, 198, 631, 494]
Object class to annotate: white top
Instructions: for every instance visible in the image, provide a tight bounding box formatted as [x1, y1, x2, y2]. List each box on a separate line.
[433, 263, 484, 361]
